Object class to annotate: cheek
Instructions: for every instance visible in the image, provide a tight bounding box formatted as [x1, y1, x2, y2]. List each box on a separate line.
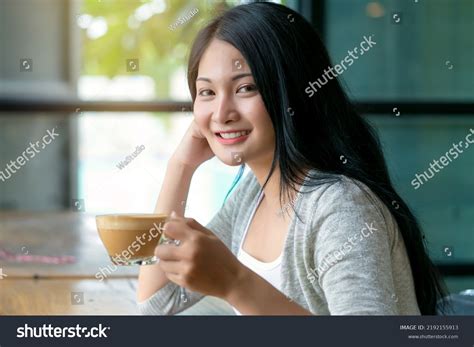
[248, 103, 274, 141]
[193, 105, 211, 132]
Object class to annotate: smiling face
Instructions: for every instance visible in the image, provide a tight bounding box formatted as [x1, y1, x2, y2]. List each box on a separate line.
[193, 39, 275, 166]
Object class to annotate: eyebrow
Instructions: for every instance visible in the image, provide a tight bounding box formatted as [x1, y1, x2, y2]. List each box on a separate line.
[196, 73, 253, 83]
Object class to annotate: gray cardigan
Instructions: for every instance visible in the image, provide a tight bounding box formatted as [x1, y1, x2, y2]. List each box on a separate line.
[137, 170, 421, 315]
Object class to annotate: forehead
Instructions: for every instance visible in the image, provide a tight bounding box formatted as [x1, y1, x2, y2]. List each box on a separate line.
[198, 39, 249, 77]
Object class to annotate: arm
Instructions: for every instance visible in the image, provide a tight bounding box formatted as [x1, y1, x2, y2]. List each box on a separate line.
[222, 177, 401, 315]
[150, 170, 312, 315]
[224, 266, 313, 315]
[152, 208, 313, 315]
[312, 178, 401, 315]
[137, 159, 195, 302]
[137, 119, 215, 309]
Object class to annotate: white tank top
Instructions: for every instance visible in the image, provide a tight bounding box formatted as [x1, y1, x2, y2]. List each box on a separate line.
[232, 191, 283, 315]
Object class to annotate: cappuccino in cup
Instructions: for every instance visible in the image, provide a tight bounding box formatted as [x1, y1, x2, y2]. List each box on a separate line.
[96, 214, 167, 265]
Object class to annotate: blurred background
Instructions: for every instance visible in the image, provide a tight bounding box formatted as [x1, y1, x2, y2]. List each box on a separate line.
[0, 0, 473, 300]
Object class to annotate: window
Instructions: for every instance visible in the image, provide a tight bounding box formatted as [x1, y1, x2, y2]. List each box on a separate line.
[324, 0, 474, 291]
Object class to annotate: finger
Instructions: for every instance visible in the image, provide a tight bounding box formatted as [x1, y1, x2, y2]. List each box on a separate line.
[166, 212, 206, 233]
[162, 219, 193, 240]
[158, 259, 182, 275]
[164, 210, 182, 224]
[186, 218, 212, 235]
[154, 243, 181, 261]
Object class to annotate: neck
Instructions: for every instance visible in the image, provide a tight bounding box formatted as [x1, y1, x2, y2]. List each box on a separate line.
[246, 154, 304, 216]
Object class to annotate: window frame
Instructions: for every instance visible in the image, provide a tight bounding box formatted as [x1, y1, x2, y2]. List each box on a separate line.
[0, 0, 472, 277]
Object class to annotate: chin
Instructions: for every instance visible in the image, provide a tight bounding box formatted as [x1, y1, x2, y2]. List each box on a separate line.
[213, 151, 246, 166]
[216, 156, 243, 167]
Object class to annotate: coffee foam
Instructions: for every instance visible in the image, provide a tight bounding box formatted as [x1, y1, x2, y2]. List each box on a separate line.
[96, 214, 168, 230]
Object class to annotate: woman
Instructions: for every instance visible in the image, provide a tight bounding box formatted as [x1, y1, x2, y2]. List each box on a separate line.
[137, 2, 447, 315]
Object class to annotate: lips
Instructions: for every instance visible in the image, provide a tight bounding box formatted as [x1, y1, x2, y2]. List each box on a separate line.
[215, 130, 251, 139]
[214, 129, 251, 145]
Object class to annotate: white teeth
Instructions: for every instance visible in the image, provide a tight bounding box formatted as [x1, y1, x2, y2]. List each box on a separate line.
[219, 130, 250, 139]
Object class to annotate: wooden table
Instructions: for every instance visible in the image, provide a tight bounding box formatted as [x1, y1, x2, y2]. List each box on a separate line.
[0, 212, 234, 315]
[0, 212, 140, 315]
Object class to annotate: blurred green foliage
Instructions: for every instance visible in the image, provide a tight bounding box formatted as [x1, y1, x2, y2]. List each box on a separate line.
[80, 0, 239, 99]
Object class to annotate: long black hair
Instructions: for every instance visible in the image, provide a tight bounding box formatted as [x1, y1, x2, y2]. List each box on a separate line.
[187, 1, 448, 315]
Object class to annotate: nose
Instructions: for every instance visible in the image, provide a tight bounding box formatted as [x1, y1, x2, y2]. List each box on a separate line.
[212, 93, 239, 124]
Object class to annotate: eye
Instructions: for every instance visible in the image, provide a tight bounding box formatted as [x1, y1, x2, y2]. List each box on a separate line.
[237, 84, 258, 93]
[198, 89, 214, 97]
